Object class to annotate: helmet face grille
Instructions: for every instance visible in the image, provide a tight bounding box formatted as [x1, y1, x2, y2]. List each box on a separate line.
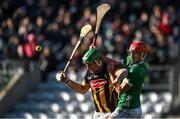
[82, 49, 100, 64]
[129, 41, 148, 53]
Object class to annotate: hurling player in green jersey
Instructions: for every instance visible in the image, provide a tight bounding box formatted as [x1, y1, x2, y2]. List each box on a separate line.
[108, 41, 149, 119]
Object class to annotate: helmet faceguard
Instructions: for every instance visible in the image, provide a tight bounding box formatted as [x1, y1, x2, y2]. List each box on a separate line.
[82, 49, 100, 64]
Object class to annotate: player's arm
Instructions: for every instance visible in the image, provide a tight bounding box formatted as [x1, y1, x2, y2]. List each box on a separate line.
[107, 61, 128, 85]
[118, 78, 133, 92]
[113, 68, 128, 84]
[59, 71, 90, 94]
[118, 68, 142, 92]
[107, 62, 128, 94]
[66, 80, 90, 94]
[101, 55, 124, 68]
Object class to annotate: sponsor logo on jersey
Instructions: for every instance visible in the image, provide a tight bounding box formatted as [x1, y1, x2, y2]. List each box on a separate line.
[90, 79, 107, 88]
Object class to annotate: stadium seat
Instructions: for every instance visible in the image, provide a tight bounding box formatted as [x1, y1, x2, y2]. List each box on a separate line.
[65, 101, 78, 113]
[144, 113, 155, 119]
[162, 92, 172, 103]
[147, 92, 159, 103]
[79, 101, 93, 113]
[141, 102, 152, 114]
[59, 91, 70, 102]
[144, 113, 153, 119]
[83, 113, 94, 119]
[54, 113, 64, 119]
[50, 103, 61, 113]
[39, 113, 48, 119]
[23, 112, 33, 119]
[75, 93, 85, 102]
[154, 102, 163, 114]
[69, 113, 78, 119]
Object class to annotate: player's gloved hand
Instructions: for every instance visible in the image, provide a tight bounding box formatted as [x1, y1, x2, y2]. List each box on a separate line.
[58, 71, 68, 82]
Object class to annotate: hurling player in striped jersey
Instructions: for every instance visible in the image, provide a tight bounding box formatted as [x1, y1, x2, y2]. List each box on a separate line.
[59, 48, 127, 119]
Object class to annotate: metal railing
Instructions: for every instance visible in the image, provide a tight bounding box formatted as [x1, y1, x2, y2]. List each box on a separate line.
[0, 60, 22, 91]
[0, 60, 40, 91]
[143, 65, 175, 92]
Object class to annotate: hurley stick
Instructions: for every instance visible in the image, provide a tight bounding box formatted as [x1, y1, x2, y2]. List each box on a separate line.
[63, 24, 92, 72]
[91, 3, 111, 47]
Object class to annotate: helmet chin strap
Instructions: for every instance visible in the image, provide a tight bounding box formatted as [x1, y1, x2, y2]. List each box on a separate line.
[130, 53, 146, 65]
[95, 60, 101, 66]
[94, 60, 103, 72]
[140, 53, 147, 60]
[88, 60, 102, 73]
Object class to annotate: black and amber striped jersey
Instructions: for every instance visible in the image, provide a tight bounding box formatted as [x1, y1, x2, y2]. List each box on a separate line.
[83, 63, 118, 112]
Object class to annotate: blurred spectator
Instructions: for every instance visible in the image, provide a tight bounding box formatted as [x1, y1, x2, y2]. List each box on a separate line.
[4, 34, 21, 59]
[113, 34, 128, 60]
[1, 18, 15, 41]
[18, 16, 33, 38]
[39, 46, 57, 82]
[95, 35, 107, 54]
[112, 15, 122, 33]
[61, 34, 85, 70]
[23, 33, 38, 60]
[33, 16, 46, 36]
[159, 12, 172, 35]
[76, 7, 92, 29]
[149, 6, 161, 27]
[0, 0, 178, 83]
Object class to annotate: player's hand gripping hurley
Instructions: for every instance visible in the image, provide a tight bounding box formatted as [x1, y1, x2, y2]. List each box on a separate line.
[63, 24, 92, 72]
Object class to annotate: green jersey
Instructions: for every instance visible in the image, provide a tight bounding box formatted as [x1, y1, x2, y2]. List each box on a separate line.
[118, 56, 147, 109]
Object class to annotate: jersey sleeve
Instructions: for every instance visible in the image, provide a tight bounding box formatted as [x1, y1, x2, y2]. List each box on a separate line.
[126, 69, 138, 86]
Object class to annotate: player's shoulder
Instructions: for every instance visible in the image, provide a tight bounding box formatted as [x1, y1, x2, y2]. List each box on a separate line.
[131, 62, 147, 73]
[101, 55, 115, 63]
[136, 61, 147, 70]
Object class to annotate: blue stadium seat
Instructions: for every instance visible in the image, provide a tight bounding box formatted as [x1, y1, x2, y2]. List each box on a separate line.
[147, 92, 159, 104]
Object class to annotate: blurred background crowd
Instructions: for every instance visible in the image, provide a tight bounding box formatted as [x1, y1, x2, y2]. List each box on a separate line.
[0, 0, 180, 118]
[0, 0, 179, 81]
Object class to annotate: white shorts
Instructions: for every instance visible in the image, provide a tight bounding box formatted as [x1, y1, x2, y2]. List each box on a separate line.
[93, 111, 111, 119]
[110, 106, 142, 118]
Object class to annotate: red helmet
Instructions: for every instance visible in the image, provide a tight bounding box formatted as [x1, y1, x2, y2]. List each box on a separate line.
[129, 41, 148, 53]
